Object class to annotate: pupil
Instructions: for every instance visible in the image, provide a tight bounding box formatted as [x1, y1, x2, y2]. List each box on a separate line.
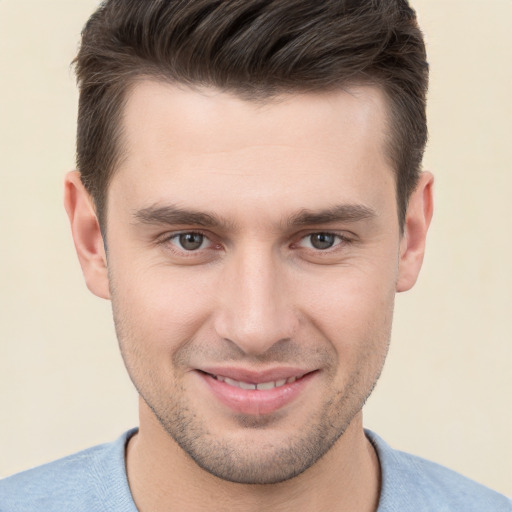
[179, 233, 203, 250]
[311, 233, 334, 250]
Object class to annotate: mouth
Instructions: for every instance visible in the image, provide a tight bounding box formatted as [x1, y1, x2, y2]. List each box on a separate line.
[196, 369, 317, 416]
[206, 372, 305, 390]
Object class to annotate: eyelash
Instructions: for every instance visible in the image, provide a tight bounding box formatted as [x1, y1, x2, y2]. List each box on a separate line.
[159, 230, 353, 255]
[295, 232, 352, 251]
[162, 231, 218, 253]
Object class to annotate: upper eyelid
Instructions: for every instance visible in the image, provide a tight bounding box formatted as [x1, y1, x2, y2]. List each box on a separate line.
[159, 232, 217, 257]
[157, 230, 214, 247]
[161, 229, 211, 240]
[297, 232, 349, 244]
[157, 229, 354, 248]
[297, 230, 354, 241]
[171, 232, 211, 250]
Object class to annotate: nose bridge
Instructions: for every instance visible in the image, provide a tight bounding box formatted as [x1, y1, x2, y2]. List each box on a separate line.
[214, 242, 297, 355]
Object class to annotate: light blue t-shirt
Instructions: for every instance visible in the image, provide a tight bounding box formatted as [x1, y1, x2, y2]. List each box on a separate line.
[1, 429, 510, 511]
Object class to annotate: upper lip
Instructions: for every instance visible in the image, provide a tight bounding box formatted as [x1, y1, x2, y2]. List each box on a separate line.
[198, 367, 315, 384]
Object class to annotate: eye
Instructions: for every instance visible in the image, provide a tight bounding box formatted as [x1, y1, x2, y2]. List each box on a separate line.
[170, 232, 209, 251]
[299, 233, 344, 250]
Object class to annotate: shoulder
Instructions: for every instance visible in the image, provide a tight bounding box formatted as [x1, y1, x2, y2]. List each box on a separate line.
[0, 429, 138, 512]
[365, 430, 512, 512]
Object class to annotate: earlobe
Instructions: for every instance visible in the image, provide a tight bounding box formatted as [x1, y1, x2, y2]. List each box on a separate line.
[396, 172, 434, 293]
[64, 171, 110, 299]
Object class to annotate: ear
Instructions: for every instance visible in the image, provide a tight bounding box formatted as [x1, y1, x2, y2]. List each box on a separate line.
[396, 171, 434, 292]
[64, 171, 110, 299]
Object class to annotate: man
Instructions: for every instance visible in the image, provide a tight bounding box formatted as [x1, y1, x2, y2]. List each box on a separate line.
[0, 0, 510, 511]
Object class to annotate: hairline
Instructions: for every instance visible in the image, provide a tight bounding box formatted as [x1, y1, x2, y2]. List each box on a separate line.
[90, 73, 406, 235]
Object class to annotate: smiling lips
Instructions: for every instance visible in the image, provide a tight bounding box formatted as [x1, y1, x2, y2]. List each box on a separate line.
[198, 368, 315, 416]
[212, 373, 302, 390]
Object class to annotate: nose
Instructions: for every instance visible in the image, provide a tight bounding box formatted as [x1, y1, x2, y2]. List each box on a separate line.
[213, 245, 299, 356]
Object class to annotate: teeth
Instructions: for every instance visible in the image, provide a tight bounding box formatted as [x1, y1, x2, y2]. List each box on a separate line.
[224, 377, 241, 388]
[214, 374, 302, 390]
[256, 381, 275, 390]
[239, 381, 257, 390]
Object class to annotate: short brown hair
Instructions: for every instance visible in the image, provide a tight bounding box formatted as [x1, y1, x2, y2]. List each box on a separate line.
[74, 0, 428, 228]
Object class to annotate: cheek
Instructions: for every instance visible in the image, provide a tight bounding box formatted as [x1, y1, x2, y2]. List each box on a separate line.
[109, 264, 217, 355]
[298, 265, 396, 358]
[313, 282, 394, 394]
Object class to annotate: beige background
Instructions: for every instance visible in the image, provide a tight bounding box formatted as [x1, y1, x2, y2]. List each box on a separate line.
[0, 0, 511, 497]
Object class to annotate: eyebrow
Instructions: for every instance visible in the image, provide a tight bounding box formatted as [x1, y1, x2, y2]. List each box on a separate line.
[134, 204, 227, 228]
[133, 203, 377, 230]
[287, 204, 377, 226]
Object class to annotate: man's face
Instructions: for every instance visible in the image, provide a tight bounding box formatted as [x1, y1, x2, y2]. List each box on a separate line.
[104, 81, 402, 484]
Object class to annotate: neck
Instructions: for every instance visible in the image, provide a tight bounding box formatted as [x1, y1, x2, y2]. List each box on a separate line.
[126, 403, 380, 512]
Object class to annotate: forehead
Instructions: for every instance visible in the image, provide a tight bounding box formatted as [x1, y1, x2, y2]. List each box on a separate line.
[110, 80, 395, 222]
[121, 80, 390, 156]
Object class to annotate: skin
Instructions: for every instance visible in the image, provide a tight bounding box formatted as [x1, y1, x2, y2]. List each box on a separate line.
[64, 81, 433, 512]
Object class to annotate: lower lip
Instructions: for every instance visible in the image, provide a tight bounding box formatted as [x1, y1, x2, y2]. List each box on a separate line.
[198, 371, 316, 416]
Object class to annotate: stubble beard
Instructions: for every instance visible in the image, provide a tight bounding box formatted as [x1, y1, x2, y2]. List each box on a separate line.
[117, 336, 389, 485]
[142, 379, 366, 484]
[110, 284, 391, 485]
